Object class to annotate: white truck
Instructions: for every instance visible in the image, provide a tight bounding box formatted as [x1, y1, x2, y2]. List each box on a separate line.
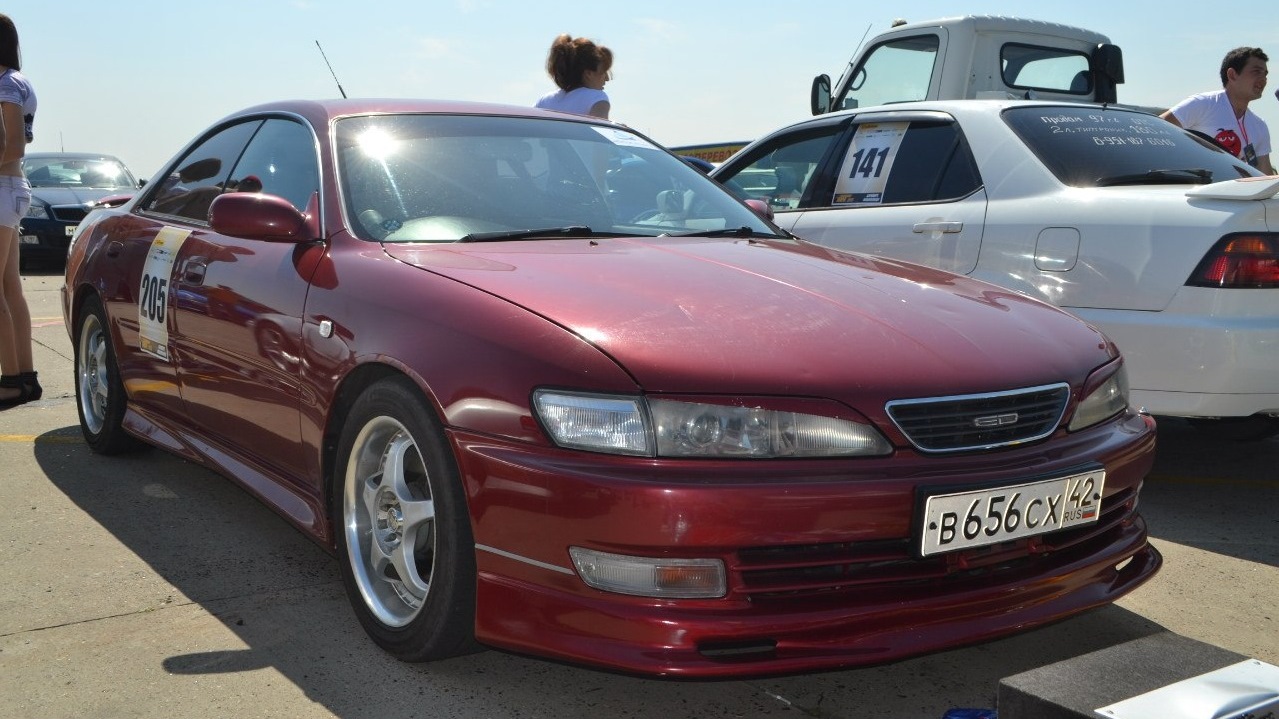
[810, 15, 1126, 115]
[674, 16, 1128, 164]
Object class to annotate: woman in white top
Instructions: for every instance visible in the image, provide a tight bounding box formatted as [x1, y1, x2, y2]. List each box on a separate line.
[534, 34, 612, 119]
[0, 13, 39, 407]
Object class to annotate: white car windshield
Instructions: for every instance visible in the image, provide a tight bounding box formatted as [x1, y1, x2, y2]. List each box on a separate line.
[336, 114, 779, 242]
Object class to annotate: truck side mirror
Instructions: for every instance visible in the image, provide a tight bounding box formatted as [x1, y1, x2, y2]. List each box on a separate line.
[1092, 44, 1124, 104]
[811, 74, 832, 115]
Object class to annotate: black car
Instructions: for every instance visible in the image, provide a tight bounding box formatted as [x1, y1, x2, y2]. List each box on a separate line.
[19, 152, 141, 269]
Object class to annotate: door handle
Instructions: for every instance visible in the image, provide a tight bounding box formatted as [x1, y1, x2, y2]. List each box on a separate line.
[183, 258, 208, 283]
[912, 220, 963, 235]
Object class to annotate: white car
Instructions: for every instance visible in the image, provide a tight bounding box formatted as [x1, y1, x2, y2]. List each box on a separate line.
[712, 100, 1279, 440]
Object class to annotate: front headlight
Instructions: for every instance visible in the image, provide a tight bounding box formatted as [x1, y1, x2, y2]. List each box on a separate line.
[26, 203, 49, 220]
[1068, 362, 1129, 431]
[533, 390, 891, 458]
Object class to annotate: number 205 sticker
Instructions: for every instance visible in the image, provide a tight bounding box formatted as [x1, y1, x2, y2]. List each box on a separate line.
[138, 227, 192, 361]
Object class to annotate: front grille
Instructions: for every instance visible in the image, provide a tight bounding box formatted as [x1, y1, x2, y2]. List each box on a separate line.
[51, 205, 89, 223]
[735, 486, 1137, 602]
[886, 383, 1070, 453]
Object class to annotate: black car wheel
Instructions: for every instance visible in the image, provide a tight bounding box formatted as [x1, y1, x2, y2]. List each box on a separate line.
[332, 376, 479, 661]
[75, 295, 146, 454]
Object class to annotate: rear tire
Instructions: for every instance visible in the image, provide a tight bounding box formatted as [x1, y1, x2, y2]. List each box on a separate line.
[75, 295, 147, 454]
[1187, 416, 1279, 442]
[331, 376, 479, 661]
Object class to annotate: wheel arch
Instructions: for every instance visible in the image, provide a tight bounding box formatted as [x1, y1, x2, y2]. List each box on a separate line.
[319, 361, 450, 543]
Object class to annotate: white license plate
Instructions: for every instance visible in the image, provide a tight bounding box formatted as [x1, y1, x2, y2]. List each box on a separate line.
[65, 225, 77, 236]
[918, 469, 1105, 556]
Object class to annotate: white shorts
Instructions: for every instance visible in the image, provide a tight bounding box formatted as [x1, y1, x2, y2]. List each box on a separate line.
[0, 175, 32, 228]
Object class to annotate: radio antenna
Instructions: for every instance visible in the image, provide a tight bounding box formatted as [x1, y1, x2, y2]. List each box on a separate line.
[315, 40, 348, 98]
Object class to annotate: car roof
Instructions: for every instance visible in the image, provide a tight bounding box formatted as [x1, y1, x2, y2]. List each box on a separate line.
[887, 15, 1111, 45]
[227, 97, 609, 127]
[23, 151, 128, 162]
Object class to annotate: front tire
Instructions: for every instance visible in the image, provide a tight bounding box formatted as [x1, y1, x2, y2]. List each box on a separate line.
[332, 376, 479, 661]
[75, 294, 146, 454]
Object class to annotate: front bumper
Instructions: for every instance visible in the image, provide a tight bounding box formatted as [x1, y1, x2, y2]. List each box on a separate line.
[453, 410, 1159, 677]
[18, 216, 78, 263]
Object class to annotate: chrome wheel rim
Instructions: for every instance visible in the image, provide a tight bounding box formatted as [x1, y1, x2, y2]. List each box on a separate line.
[77, 313, 109, 435]
[343, 415, 437, 627]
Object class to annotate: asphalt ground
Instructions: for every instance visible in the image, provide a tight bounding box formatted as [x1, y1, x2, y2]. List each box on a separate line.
[2, 269, 1276, 719]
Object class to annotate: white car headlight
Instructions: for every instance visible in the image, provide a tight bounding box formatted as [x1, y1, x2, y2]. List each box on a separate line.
[26, 204, 49, 219]
[1069, 363, 1129, 431]
[534, 390, 891, 458]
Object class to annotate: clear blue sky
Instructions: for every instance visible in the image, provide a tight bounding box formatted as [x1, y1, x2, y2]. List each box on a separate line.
[13, 2, 1279, 179]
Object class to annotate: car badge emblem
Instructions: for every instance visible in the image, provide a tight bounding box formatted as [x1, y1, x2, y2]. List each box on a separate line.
[973, 412, 1019, 428]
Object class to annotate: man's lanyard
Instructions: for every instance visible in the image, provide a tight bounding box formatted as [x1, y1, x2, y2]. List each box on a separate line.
[1238, 113, 1259, 166]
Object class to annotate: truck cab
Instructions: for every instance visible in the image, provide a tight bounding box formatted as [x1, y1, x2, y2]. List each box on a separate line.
[812, 16, 1125, 114]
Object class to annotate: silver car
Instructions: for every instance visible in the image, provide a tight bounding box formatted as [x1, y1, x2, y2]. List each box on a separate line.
[713, 100, 1279, 440]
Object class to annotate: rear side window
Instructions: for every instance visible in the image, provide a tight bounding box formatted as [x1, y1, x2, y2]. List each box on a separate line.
[1001, 44, 1093, 95]
[1003, 106, 1259, 187]
[143, 120, 263, 222]
[831, 119, 981, 205]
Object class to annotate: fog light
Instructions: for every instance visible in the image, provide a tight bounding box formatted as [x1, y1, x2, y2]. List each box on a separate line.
[569, 547, 726, 599]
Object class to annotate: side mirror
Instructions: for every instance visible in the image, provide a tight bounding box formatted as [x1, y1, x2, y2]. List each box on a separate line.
[209, 192, 310, 243]
[744, 198, 774, 221]
[1093, 44, 1124, 104]
[811, 74, 832, 116]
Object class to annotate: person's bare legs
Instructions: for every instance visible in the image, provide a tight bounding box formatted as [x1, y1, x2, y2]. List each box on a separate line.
[0, 224, 31, 402]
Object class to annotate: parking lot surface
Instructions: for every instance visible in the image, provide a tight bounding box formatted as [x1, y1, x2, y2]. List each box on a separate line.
[2, 271, 1276, 718]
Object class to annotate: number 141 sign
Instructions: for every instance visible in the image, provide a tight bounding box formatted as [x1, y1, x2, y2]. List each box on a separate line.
[833, 122, 907, 205]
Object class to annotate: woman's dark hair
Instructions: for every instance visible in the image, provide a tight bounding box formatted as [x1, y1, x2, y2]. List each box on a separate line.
[0, 14, 20, 70]
[545, 34, 611, 91]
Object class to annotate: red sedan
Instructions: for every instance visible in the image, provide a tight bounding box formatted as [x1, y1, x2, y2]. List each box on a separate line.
[63, 99, 1159, 677]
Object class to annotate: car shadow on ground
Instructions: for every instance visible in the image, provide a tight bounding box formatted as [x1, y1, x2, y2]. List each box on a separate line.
[32, 424, 1192, 717]
[1142, 416, 1279, 568]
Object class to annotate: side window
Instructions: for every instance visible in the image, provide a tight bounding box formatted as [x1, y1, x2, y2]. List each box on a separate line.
[143, 120, 262, 222]
[227, 118, 320, 212]
[1002, 43, 1093, 95]
[882, 122, 980, 204]
[830, 120, 980, 206]
[840, 34, 940, 110]
[716, 126, 844, 210]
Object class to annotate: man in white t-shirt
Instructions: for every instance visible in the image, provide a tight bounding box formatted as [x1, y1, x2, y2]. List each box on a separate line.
[1161, 47, 1273, 174]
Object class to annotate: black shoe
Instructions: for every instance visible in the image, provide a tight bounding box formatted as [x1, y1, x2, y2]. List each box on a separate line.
[20, 371, 41, 401]
[0, 375, 24, 408]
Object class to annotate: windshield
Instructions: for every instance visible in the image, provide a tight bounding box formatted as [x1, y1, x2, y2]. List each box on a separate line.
[336, 114, 778, 242]
[23, 157, 137, 190]
[1002, 106, 1259, 187]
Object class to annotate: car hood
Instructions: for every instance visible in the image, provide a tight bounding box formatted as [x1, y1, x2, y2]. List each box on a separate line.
[29, 186, 125, 206]
[383, 237, 1111, 400]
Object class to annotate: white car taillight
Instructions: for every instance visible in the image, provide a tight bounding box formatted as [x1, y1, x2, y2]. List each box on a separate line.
[1186, 234, 1279, 288]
